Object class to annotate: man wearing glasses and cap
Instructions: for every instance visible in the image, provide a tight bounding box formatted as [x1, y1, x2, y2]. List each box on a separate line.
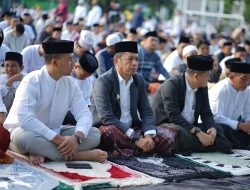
[4, 39, 107, 164]
[92, 41, 176, 157]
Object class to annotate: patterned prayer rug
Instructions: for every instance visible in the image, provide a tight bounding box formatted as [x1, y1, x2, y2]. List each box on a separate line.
[177, 150, 250, 176]
[7, 151, 164, 189]
[0, 159, 59, 190]
[109, 155, 231, 182]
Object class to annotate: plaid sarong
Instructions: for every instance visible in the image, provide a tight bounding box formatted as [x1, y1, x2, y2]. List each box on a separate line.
[99, 124, 176, 157]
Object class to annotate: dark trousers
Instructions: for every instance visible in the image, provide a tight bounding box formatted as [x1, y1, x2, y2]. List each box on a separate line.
[220, 124, 250, 149]
[165, 123, 232, 153]
[62, 111, 77, 125]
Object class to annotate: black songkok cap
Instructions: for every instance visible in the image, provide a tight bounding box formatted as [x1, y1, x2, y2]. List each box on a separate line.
[53, 27, 62, 32]
[245, 39, 250, 46]
[144, 31, 158, 38]
[129, 28, 137, 35]
[78, 51, 98, 73]
[5, 52, 23, 65]
[179, 35, 190, 44]
[114, 41, 138, 54]
[187, 55, 213, 71]
[230, 61, 250, 74]
[225, 58, 241, 69]
[42, 40, 74, 54]
[223, 41, 232, 46]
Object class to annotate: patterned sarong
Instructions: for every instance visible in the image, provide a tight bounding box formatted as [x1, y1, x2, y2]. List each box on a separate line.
[99, 124, 176, 157]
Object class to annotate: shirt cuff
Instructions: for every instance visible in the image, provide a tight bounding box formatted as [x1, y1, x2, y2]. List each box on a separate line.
[45, 130, 57, 141]
[126, 128, 134, 138]
[144, 130, 157, 137]
[231, 120, 239, 130]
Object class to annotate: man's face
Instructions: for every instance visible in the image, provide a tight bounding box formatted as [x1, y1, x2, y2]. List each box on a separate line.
[198, 44, 209, 56]
[73, 64, 91, 80]
[222, 45, 232, 55]
[235, 51, 246, 61]
[4, 60, 22, 78]
[178, 42, 188, 57]
[194, 71, 211, 88]
[57, 54, 73, 76]
[115, 52, 139, 78]
[144, 36, 159, 51]
[231, 73, 250, 91]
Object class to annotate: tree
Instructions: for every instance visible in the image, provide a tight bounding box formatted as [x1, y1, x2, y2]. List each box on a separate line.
[243, 0, 250, 22]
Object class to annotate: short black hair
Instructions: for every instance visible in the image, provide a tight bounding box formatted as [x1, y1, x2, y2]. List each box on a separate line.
[15, 24, 25, 34]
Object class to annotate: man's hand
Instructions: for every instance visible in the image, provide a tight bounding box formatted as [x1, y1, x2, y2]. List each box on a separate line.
[11, 73, 23, 81]
[51, 135, 64, 145]
[206, 127, 217, 144]
[147, 83, 161, 94]
[237, 121, 250, 134]
[6, 74, 23, 87]
[196, 131, 214, 147]
[57, 136, 78, 158]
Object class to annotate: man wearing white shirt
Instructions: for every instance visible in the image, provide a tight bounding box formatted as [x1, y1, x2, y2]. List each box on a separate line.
[86, 0, 102, 27]
[4, 39, 107, 164]
[21, 44, 45, 74]
[0, 29, 10, 69]
[0, 52, 24, 111]
[209, 61, 250, 148]
[92, 41, 176, 157]
[159, 35, 190, 79]
[63, 51, 98, 125]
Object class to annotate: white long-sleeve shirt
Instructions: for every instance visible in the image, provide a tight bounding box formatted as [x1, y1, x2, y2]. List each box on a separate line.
[0, 74, 21, 110]
[74, 75, 95, 106]
[4, 66, 92, 140]
[86, 5, 102, 27]
[209, 78, 250, 130]
[181, 77, 197, 124]
[21, 44, 45, 74]
[0, 95, 7, 113]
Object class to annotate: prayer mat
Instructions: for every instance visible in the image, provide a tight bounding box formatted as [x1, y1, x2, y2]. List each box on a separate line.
[0, 159, 59, 190]
[7, 151, 164, 189]
[109, 155, 231, 182]
[177, 151, 250, 176]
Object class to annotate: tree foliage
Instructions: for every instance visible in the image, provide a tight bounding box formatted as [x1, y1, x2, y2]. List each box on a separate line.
[243, 0, 250, 22]
[224, 0, 233, 14]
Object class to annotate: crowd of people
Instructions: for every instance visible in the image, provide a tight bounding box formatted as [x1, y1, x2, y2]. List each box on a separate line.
[0, 0, 250, 165]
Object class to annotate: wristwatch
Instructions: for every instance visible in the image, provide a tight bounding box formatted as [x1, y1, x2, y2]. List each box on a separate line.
[73, 134, 83, 144]
[193, 127, 202, 136]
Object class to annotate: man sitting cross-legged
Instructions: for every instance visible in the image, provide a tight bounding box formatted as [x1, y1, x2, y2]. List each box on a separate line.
[209, 60, 250, 148]
[92, 41, 176, 157]
[4, 39, 107, 164]
[152, 55, 232, 153]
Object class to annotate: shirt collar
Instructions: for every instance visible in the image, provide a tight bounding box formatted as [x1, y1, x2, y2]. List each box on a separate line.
[185, 76, 197, 93]
[227, 78, 239, 93]
[43, 66, 57, 83]
[117, 71, 133, 86]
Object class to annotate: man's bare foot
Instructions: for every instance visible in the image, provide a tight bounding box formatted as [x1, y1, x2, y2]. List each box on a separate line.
[29, 154, 45, 165]
[74, 149, 108, 162]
